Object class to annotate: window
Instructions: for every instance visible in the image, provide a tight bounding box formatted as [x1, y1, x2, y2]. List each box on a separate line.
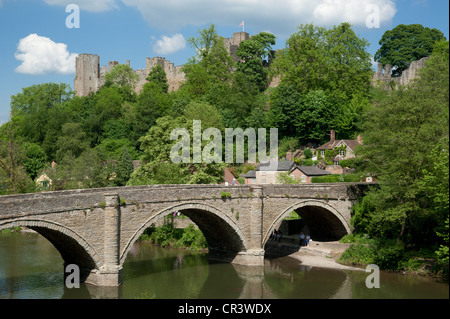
[334, 160, 340, 165]
[321, 150, 325, 158]
[300, 175, 306, 183]
[40, 181, 50, 188]
[339, 149, 345, 157]
[262, 177, 266, 184]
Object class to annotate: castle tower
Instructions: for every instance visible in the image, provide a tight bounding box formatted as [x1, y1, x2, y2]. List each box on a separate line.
[74, 54, 100, 97]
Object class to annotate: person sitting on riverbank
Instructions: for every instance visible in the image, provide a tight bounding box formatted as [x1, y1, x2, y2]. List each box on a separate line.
[305, 234, 310, 246]
[299, 232, 305, 246]
[275, 230, 282, 242]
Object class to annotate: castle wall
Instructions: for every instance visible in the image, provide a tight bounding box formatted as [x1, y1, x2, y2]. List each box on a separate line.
[372, 56, 429, 89]
[74, 54, 100, 97]
[74, 32, 251, 96]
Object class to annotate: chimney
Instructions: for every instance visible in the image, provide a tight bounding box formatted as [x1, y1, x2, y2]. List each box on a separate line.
[286, 150, 293, 161]
[357, 134, 363, 145]
[330, 130, 335, 143]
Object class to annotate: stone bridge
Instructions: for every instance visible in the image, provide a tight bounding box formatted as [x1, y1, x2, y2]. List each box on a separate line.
[0, 183, 369, 286]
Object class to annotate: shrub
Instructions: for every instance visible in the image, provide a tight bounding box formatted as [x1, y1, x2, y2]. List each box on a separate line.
[339, 244, 375, 265]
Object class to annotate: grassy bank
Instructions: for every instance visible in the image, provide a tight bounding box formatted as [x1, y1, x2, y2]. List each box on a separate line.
[338, 234, 448, 281]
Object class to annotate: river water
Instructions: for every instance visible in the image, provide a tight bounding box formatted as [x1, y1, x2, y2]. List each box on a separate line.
[0, 231, 448, 299]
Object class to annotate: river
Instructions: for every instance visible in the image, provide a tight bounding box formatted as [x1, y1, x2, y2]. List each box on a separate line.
[0, 231, 448, 299]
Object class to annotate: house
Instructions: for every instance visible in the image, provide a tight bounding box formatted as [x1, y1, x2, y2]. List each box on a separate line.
[291, 165, 332, 184]
[244, 160, 331, 184]
[317, 130, 363, 165]
[242, 170, 256, 184]
[35, 172, 52, 189]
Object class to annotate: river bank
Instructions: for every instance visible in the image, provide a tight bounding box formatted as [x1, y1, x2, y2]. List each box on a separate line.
[265, 239, 365, 271]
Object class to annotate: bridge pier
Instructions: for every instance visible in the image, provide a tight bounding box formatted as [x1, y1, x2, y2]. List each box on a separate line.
[86, 193, 123, 286]
[231, 186, 265, 267]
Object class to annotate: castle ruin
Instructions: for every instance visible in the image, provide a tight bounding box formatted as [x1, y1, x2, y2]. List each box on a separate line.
[74, 32, 251, 97]
[372, 56, 430, 89]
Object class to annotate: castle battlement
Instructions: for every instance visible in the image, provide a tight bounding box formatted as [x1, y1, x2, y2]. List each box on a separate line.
[372, 56, 429, 89]
[74, 32, 251, 97]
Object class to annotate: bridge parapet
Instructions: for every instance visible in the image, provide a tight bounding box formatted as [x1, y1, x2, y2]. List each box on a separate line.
[0, 183, 373, 286]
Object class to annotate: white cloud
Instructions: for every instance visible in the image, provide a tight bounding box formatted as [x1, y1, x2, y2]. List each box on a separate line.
[44, 0, 117, 12]
[121, 0, 397, 35]
[153, 34, 186, 55]
[15, 34, 78, 75]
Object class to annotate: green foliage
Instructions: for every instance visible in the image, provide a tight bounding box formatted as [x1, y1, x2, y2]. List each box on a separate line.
[140, 218, 207, 250]
[375, 24, 446, 76]
[270, 23, 372, 100]
[104, 64, 139, 89]
[22, 142, 47, 180]
[276, 172, 299, 184]
[339, 244, 375, 265]
[146, 64, 169, 93]
[236, 32, 276, 91]
[55, 122, 90, 162]
[311, 174, 361, 183]
[128, 116, 224, 186]
[303, 148, 313, 159]
[356, 42, 449, 245]
[115, 147, 134, 186]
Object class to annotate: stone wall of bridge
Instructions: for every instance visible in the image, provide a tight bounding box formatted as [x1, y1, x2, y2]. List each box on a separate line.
[0, 183, 370, 286]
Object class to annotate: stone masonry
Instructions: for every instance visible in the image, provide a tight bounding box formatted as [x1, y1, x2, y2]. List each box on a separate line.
[372, 56, 430, 89]
[74, 32, 252, 97]
[0, 183, 370, 286]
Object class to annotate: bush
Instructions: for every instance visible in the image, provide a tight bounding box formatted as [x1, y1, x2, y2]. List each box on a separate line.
[339, 244, 375, 265]
[373, 239, 406, 270]
[311, 173, 361, 183]
[175, 224, 208, 250]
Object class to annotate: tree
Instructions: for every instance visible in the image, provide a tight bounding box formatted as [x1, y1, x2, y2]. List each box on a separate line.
[236, 32, 276, 91]
[182, 24, 235, 100]
[22, 142, 48, 180]
[130, 81, 172, 144]
[146, 64, 169, 93]
[115, 147, 134, 186]
[270, 23, 372, 100]
[0, 122, 35, 194]
[55, 122, 90, 162]
[374, 24, 446, 76]
[10, 83, 73, 145]
[128, 116, 224, 186]
[104, 64, 139, 90]
[416, 138, 449, 272]
[356, 41, 449, 244]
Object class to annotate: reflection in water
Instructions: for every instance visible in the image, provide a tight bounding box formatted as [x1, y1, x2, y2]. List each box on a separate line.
[0, 232, 448, 299]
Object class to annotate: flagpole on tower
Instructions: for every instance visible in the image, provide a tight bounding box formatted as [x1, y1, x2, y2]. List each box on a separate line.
[240, 20, 245, 32]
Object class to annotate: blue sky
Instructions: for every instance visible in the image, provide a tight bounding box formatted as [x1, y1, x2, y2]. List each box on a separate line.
[0, 0, 448, 124]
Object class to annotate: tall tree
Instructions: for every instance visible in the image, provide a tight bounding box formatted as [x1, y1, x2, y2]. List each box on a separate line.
[146, 64, 169, 93]
[374, 24, 446, 76]
[114, 147, 134, 186]
[356, 41, 449, 244]
[270, 23, 372, 100]
[236, 32, 276, 91]
[10, 83, 73, 146]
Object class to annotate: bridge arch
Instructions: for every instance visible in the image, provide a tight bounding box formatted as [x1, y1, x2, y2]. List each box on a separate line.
[120, 202, 249, 265]
[264, 200, 351, 244]
[0, 219, 101, 279]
